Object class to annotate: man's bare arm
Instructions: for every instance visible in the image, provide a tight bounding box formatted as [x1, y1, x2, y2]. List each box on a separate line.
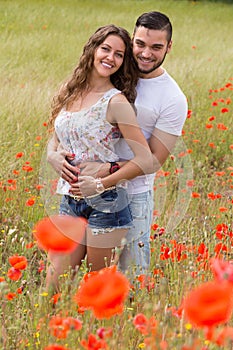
[148, 128, 178, 171]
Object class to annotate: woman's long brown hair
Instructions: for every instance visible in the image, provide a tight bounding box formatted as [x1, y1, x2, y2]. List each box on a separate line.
[48, 24, 138, 129]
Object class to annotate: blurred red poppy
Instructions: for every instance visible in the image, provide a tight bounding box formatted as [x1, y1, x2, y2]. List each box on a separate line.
[44, 345, 70, 350]
[33, 215, 87, 253]
[16, 152, 24, 158]
[7, 267, 22, 281]
[184, 280, 233, 328]
[133, 313, 157, 335]
[74, 266, 130, 319]
[26, 198, 35, 206]
[9, 255, 27, 270]
[48, 316, 69, 339]
[48, 315, 82, 339]
[192, 192, 200, 198]
[215, 326, 233, 346]
[50, 293, 61, 305]
[80, 333, 107, 350]
[5, 292, 17, 300]
[97, 327, 113, 339]
[211, 258, 233, 283]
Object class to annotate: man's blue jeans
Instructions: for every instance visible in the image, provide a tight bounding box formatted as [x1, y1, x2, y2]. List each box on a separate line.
[118, 190, 154, 276]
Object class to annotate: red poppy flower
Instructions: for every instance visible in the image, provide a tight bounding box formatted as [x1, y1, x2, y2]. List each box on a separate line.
[187, 110, 192, 118]
[186, 179, 194, 187]
[207, 192, 216, 200]
[219, 207, 228, 212]
[205, 124, 213, 129]
[22, 164, 33, 172]
[217, 123, 228, 130]
[17, 287, 23, 294]
[133, 313, 157, 335]
[9, 255, 27, 270]
[5, 292, 17, 300]
[7, 267, 22, 281]
[48, 316, 71, 339]
[44, 345, 70, 350]
[151, 223, 159, 231]
[209, 142, 216, 148]
[215, 171, 225, 176]
[137, 274, 155, 291]
[215, 326, 233, 346]
[74, 266, 130, 319]
[184, 280, 233, 328]
[97, 327, 113, 339]
[211, 258, 233, 283]
[16, 152, 24, 158]
[35, 184, 44, 190]
[26, 198, 35, 206]
[38, 260, 45, 273]
[80, 333, 107, 350]
[209, 115, 215, 121]
[191, 192, 200, 198]
[214, 243, 228, 255]
[26, 242, 34, 249]
[33, 215, 87, 253]
[50, 293, 61, 305]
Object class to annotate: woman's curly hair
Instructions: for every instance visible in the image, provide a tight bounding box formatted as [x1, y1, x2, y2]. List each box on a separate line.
[49, 24, 138, 129]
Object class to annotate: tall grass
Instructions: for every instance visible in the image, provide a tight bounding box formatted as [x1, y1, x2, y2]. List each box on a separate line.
[0, 0, 233, 349]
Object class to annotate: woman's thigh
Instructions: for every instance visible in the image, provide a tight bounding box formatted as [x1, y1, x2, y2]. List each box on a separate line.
[86, 226, 128, 270]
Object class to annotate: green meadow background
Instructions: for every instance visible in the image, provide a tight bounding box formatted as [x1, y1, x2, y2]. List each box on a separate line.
[0, 0, 233, 349]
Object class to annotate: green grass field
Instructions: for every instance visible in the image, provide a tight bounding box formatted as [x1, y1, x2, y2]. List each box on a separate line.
[0, 0, 233, 349]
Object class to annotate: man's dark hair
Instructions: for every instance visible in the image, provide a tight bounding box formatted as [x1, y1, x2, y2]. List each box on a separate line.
[134, 11, 172, 42]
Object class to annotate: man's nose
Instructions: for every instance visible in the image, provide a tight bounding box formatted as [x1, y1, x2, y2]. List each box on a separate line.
[141, 47, 152, 58]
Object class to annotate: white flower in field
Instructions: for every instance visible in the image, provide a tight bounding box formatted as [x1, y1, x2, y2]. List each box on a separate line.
[8, 228, 17, 236]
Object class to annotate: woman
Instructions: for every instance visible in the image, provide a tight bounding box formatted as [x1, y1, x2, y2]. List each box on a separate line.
[47, 24, 153, 290]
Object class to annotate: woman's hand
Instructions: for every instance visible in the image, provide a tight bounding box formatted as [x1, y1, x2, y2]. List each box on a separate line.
[69, 176, 99, 197]
[47, 133, 79, 183]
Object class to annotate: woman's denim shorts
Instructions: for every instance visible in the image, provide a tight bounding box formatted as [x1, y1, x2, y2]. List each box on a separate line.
[59, 187, 132, 231]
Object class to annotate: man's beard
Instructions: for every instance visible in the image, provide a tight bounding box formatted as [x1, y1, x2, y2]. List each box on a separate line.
[137, 52, 167, 75]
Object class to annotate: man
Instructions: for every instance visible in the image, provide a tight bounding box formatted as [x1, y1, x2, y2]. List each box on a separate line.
[47, 11, 187, 276]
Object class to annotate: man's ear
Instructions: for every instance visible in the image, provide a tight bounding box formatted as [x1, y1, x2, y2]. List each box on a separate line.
[167, 40, 172, 53]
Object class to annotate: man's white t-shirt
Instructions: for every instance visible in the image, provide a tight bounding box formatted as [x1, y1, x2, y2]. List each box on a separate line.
[115, 69, 188, 194]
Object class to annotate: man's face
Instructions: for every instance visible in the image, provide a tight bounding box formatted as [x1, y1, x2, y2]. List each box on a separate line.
[132, 26, 172, 78]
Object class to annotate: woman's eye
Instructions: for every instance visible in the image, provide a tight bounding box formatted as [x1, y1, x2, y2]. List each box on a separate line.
[101, 46, 109, 51]
[116, 53, 123, 58]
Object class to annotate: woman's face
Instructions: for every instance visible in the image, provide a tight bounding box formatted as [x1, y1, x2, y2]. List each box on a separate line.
[93, 34, 126, 78]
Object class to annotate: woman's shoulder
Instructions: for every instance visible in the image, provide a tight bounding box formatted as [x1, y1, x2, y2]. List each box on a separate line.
[110, 91, 127, 103]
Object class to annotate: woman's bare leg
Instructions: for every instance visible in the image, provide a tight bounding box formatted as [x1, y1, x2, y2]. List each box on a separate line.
[86, 227, 128, 271]
[46, 243, 86, 292]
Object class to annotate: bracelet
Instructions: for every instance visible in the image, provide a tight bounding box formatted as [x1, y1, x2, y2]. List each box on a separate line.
[95, 178, 105, 194]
